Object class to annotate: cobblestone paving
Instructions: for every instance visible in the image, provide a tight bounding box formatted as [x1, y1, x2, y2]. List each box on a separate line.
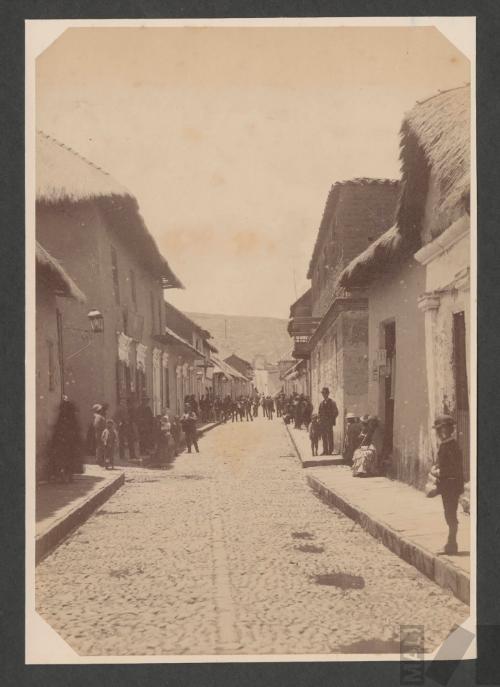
[35, 417, 469, 656]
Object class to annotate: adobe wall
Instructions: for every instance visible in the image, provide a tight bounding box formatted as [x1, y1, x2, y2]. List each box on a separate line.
[36, 286, 63, 479]
[311, 183, 399, 319]
[367, 259, 430, 488]
[36, 201, 168, 433]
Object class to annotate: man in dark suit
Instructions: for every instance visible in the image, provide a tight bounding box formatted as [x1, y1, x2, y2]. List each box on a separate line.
[318, 387, 338, 455]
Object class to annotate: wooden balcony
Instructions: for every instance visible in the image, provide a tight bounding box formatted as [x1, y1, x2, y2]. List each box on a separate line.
[292, 335, 312, 359]
[287, 316, 321, 337]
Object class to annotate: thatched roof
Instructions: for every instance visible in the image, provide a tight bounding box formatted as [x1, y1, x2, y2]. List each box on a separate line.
[340, 85, 470, 289]
[36, 131, 184, 290]
[36, 241, 86, 302]
[397, 84, 470, 237]
[307, 178, 399, 279]
[338, 225, 417, 288]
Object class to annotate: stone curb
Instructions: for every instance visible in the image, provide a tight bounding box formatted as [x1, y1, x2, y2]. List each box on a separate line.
[198, 421, 222, 436]
[285, 421, 470, 604]
[284, 422, 341, 468]
[35, 471, 125, 565]
[306, 472, 470, 605]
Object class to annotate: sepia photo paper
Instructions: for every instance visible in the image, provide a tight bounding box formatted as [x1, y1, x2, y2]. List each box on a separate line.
[26, 16, 476, 666]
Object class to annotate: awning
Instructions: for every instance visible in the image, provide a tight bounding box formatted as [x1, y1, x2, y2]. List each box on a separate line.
[211, 355, 249, 381]
[283, 359, 306, 380]
[153, 326, 205, 360]
[211, 356, 232, 380]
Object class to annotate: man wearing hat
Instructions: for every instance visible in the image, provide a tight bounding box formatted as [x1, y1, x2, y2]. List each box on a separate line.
[433, 414, 464, 555]
[92, 403, 106, 466]
[318, 387, 339, 455]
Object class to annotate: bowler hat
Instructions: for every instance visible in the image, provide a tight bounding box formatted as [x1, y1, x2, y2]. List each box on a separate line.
[321, 387, 330, 394]
[360, 414, 370, 424]
[433, 414, 455, 429]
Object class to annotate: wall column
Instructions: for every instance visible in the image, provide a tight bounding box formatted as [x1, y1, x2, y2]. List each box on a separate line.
[418, 292, 441, 455]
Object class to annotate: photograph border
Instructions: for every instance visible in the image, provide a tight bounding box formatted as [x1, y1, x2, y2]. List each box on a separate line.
[1, 0, 498, 685]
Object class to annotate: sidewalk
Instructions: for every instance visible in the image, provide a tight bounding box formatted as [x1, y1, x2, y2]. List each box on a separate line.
[36, 465, 124, 564]
[285, 423, 470, 605]
[36, 421, 221, 562]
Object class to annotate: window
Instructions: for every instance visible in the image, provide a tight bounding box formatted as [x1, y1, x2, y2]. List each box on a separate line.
[47, 340, 55, 391]
[111, 246, 120, 305]
[130, 269, 137, 307]
[158, 299, 162, 335]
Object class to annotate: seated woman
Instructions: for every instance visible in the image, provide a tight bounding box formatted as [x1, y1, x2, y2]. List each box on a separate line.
[352, 415, 379, 477]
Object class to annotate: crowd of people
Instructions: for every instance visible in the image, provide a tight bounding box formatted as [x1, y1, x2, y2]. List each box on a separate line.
[43, 385, 464, 555]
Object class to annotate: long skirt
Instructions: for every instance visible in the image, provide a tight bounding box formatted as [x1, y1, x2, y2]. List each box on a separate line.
[352, 445, 378, 477]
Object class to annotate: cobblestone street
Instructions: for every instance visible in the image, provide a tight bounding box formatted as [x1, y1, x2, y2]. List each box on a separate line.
[35, 418, 469, 656]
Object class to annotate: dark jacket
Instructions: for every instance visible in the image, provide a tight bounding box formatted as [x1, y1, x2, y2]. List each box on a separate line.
[437, 438, 464, 492]
[318, 397, 339, 425]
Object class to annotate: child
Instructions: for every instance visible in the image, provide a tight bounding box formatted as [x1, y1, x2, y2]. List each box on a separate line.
[181, 403, 199, 454]
[308, 414, 321, 456]
[101, 419, 118, 469]
[433, 414, 464, 555]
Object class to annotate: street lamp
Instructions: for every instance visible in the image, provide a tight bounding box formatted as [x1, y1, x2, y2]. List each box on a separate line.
[88, 309, 104, 333]
[65, 310, 105, 361]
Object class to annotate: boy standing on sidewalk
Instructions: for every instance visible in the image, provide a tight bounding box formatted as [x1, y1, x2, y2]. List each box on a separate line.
[101, 419, 118, 469]
[181, 403, 199, 454]
[433, 414, 465, 555]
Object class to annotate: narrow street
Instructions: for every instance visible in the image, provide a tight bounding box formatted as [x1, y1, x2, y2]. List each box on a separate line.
[36, 417, 468, 656]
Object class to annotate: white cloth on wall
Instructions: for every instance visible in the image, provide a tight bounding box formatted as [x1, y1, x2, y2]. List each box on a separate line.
[136, 343, 148, 372]
[118, 332, 133, 367]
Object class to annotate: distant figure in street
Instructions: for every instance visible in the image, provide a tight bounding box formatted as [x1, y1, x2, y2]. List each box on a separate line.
[318, 387, 338, 455]
[308, 414, 321, 456]
[181, 403, 199, 454]
[136, 396, 154, 454]
[232, 400, 240, 423]
[126, 397, 139, 461]
[302, 396, 313, 427]
[343, 412, 362, 465]
[170, 415, 182, 456]
[238, 399, 245, 422]
[253, 396, 260, 417]
[47, 397, 83, 482]
[244, 398, 253, 422]
[92, 403, 107, 466]
[101, 419, 118, 469]
[432, 414, 464, 555]
[294, 396, 304, 429]
[266, 396, 275, 420]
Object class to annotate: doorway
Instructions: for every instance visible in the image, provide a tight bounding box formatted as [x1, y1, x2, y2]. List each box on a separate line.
[383, 321, 396, 456]
[452, 311, 469, 482]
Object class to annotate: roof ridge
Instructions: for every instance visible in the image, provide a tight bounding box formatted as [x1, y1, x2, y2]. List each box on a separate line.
[413, 83, 470, 108]
[37, 129, 116, 181]
[332, 177, 399, 187]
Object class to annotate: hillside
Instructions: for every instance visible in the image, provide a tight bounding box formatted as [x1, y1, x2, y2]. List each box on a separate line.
[187, 312, 293, 365]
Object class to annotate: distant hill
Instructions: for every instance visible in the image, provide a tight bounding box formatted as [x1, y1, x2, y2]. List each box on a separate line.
[187, 312, 293, 365]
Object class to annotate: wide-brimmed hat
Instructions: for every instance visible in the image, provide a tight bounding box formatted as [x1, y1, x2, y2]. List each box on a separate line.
[433, 414, 455, 429]
[360, 414, 370, 424]
[346, 412, 356, 419]
[321, 387, 330, 394]
[92, 403, 102, 412]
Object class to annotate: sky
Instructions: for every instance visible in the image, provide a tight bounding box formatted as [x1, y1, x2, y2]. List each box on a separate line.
[36, 26, 469, 318]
